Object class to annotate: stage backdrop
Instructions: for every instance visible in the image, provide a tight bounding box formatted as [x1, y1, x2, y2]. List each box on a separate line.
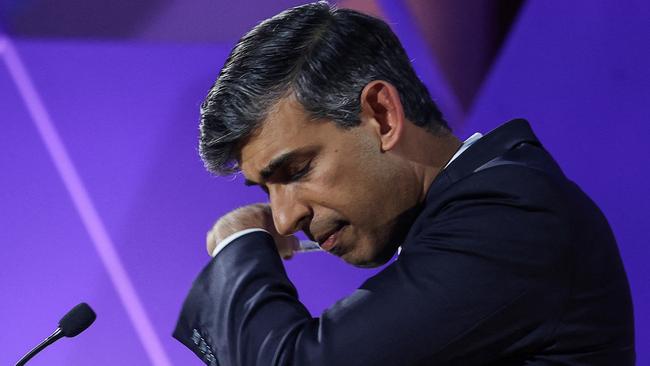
[1, 0, 648, 365]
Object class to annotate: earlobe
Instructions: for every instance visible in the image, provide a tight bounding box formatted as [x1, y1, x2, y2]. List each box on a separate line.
[359, 80, 405, 152]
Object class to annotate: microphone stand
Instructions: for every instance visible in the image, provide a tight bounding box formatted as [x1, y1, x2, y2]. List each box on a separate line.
[15, 327, 63, 366]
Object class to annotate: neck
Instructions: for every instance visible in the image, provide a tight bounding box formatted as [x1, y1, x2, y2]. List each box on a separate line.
[397, 124, 462, 203]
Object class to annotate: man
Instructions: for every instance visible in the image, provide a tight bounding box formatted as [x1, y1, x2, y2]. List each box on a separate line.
[174, 2, 634, 365]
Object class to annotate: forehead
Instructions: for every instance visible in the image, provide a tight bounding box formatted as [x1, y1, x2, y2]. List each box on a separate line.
[239, 97, 326, 177]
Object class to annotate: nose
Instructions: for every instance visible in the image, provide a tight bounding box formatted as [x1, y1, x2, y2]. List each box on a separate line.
[268, 184, 311, 236]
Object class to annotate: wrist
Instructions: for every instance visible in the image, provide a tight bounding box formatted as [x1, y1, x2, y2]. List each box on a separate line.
[211, 228, 270, 257]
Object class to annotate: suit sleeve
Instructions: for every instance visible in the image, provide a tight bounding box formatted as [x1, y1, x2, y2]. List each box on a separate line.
[173, 174, 572, 365]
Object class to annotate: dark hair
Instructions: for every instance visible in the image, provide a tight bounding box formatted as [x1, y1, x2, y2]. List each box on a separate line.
[199, 1, 448, 175]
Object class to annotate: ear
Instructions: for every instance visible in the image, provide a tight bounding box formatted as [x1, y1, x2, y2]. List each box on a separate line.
[359, 80, 406, 152]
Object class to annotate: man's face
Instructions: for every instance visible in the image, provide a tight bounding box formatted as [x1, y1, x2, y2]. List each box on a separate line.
[239, 97, 419, 267]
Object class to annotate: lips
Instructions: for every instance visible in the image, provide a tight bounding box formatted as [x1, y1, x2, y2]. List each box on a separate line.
[316, 223, 346, 252]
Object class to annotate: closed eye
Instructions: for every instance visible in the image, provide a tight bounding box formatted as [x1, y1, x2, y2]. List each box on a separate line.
[243, 148, 319, 192]
[288, 160, 312, 182]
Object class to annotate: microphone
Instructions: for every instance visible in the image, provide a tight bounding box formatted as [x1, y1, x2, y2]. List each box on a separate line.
[15, 302, 96, 366]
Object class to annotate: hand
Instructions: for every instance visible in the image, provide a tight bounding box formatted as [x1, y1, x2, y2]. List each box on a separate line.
[206, 203, 300, 259]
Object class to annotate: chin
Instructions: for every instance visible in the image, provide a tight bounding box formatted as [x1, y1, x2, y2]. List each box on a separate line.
[341, 244, 398, 268]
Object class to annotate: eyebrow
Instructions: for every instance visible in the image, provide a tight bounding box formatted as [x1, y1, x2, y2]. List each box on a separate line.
[244, 147, 314, 187]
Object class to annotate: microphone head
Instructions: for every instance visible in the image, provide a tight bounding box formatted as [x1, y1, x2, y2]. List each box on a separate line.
[58, 303, 96, 337]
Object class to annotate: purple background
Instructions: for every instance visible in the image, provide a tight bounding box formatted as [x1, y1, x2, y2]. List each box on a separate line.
[1, 0, 648, 364]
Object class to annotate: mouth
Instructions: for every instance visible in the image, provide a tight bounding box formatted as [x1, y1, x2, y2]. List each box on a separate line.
[316, 223, 347, 252]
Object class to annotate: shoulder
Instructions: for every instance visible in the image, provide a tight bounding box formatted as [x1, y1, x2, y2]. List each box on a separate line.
[421, 163, 576, 229]
[402, 164, 579, 267]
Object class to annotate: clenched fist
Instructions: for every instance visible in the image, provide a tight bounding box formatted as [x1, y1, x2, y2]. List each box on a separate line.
[206, 203, 300, 259]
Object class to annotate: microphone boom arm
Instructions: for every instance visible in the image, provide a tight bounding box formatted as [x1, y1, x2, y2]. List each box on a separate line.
[15, 327, 63, 366]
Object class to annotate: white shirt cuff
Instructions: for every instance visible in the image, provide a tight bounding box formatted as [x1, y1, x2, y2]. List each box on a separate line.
[211, 228, 270, 257]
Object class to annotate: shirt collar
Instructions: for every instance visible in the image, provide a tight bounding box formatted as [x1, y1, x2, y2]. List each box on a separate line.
[443, 132, 484, 170]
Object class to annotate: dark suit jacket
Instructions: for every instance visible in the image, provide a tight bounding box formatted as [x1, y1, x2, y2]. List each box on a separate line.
[174, 119, 635, 365]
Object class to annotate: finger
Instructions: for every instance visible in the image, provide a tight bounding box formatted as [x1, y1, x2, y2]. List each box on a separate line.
[278, 235, 299, 260]
[290, 236, 301, 252]
[285, 235, 300, 260]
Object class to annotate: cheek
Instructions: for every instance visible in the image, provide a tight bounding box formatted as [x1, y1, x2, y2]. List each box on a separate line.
[305, 135, 395, 224]
[306, 148, 371, 204]
[329, 159, 392, 224]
